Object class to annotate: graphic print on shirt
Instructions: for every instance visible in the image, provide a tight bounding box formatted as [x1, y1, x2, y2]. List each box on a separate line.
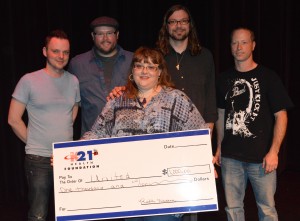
[225, 78, 261, 138]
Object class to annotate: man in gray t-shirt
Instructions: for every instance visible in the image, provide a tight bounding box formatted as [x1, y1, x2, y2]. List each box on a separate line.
[8, 30, 80, 221]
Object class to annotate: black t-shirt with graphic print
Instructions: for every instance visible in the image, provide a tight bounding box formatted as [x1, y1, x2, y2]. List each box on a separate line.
[216, 65, 294, 163]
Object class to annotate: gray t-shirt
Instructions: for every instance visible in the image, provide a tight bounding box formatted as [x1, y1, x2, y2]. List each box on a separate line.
[12, 69, 81, 157]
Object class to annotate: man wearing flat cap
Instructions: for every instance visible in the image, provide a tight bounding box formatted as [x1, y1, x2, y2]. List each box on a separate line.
[68, 16, 133, 136]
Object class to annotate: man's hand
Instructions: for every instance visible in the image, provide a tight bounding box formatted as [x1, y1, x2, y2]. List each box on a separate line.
[214, 146, 221, 166]
[262, 151, 278, 173]
[106, 86, 126, 101]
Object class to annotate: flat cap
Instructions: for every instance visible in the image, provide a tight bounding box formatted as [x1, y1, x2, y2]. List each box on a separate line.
[90, 16, 119, 30]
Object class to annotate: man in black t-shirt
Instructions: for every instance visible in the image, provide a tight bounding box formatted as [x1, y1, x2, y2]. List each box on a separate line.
[215, 27, 294, 221]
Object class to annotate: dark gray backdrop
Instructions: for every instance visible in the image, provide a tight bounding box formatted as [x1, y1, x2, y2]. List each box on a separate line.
[1, 0, 299, 204]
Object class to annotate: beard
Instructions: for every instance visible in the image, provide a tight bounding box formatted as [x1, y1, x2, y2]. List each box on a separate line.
[96, 41, 117, 55]
[169, 28, 189, 41]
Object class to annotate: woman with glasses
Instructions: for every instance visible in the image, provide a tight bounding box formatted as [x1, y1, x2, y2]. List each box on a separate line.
[81, 47, 207, 221]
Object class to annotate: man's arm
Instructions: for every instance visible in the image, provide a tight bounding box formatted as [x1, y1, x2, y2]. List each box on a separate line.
[72, 103, 79, 123]
[263, 109, 288, 173]
[8, 98, 27, 143]
[215, 108, 225, 166]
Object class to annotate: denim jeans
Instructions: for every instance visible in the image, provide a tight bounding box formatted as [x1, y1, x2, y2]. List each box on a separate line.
[125, 215, 181, 221]
[221, 157, 278, 221]
[25, 154, 53, 221]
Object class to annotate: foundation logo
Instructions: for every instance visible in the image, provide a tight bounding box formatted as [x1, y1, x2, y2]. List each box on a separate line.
[64, 149, 99, 162]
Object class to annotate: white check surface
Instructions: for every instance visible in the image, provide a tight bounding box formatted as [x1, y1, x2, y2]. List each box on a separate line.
[53, 129, 218, 221]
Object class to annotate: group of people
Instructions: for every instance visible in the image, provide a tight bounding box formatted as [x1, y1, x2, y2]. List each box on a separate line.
[8, 4, 293, 221]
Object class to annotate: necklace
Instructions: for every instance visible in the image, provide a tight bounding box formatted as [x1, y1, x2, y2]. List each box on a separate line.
[137, 95, 150, 106]
[175, 51, 185, 70]
[139, 97, 147, 105]
[137, 87, 159, 106]
[138, 93, 152, 106]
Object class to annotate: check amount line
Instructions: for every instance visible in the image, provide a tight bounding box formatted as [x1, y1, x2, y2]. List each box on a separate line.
[58, 178, 193, 193]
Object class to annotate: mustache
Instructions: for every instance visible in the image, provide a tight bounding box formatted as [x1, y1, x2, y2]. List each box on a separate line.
[100, 40, 111, 44]
[175, 27, 186, 31]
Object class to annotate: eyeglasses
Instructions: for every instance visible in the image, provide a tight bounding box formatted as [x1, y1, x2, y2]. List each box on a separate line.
[133, 63, 159, 72]
[93, 31, 117, 38]
[167, 19, 190, 26]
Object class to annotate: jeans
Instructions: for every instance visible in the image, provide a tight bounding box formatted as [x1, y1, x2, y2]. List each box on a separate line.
[25, 154, 53, 221]
[221, 157, 278, 221]
[125, 215, 181, 221]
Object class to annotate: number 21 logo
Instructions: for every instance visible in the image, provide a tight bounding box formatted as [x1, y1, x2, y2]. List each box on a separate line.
[64, 150, 98, 162]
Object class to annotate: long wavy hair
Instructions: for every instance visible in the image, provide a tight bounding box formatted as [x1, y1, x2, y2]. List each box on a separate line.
[125, 47, 174, 99]
[156, 4, 201, 56]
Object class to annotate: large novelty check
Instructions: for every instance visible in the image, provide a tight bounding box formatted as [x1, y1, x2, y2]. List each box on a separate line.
[53, 129, 218, 221]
